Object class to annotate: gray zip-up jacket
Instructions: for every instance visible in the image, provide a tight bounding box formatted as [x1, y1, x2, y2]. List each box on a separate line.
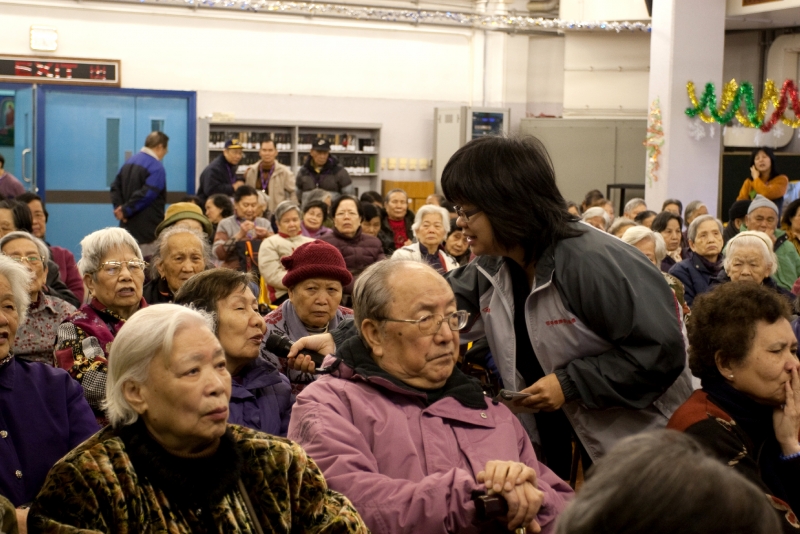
[446, 222, 693, 461]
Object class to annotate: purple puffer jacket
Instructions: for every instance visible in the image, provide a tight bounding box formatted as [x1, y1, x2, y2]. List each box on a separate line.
[319, 227, 385, 293]
[288, 339, 573, 534]
[228, 356, 293, 437]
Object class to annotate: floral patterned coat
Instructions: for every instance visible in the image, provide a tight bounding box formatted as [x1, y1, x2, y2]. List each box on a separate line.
[29, 422, 370, 534]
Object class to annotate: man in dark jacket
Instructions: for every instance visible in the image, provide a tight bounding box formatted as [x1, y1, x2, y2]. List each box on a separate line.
[295, 139, 352, 205]
[197, 138, 245, 204]
[110, 131, 168, 253]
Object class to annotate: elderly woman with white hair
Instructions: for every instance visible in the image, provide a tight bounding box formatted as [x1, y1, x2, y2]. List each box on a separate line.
[0, 255, 96, 523]
[391, 204, 457, 274]
[581, 207, 609, 232]
[713, 230, 795, 302]
[55, 227, 147, 423]
[28, 304, 369, 533]
[0, 231, 77, 365]
[668, 215, 725, 307]
[142, 225, 211, 304]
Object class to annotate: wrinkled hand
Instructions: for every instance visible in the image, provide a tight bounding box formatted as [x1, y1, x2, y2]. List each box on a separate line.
[287, 353, 317, 374]
[774, 367, 800, 456]
[750, 165, 760, 180]
[113, 206, 125, 221]
[477, 461, 543, 532]
[288, 333, 336, 360]
[254, 226, 271, 239]
[16, 507, 29, 534]
[518, 374, 565, 412]
[237, 220, 255, 240]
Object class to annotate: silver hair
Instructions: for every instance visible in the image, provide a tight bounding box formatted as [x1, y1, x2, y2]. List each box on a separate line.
[687, 214, 723, 243]
[103, 304, 216, 428]
[621, 226, 667, 263]
[274, 200, 300, 223]
[0, 255, 32, 325]
[150, 225, 212, 278]
[303, 189, 332, 210]
[581, 207, 610, 229]
[255, 190, 268, 208]
[608, 217, 636, 236]
[384, 188, 408, 203]
[723, 231, 778, 276]
[684, 200, 707, 224]
[77, 227, 142, 277]
[623, 198, 646, 215]
[0, 231, 51, 263]
[411, 205, 450, 237]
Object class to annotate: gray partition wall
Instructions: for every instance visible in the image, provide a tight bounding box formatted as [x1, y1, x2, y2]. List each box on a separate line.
[519, 118, 647, 209]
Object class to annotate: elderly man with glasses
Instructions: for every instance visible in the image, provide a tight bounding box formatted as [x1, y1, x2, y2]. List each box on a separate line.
[55, 227, 148, 425]
[288, 259, 573, 534]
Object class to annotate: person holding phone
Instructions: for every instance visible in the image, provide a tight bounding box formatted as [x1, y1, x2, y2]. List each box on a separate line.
[737, 147, 789, 214]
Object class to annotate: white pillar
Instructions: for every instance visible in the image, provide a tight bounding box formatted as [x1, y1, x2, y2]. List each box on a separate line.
[646, 0, 726, 217]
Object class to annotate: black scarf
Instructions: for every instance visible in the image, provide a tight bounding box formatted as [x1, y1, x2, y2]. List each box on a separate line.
[336, 335, 487, 409]
[696, 253, 724, 277]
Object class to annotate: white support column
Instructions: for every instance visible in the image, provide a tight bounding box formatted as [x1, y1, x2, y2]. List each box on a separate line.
[646, 0, 726, 217]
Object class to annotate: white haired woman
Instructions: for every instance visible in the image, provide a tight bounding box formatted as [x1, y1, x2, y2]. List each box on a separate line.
[391, 204, 457, 274]
[0, 231, 77, 365]
[29, 304, 369, 533]
[142, 226, 211, 304]
[55, 227, 147, 424]
[0, 255, 96, 523]
[581, 207, 609, 231]
[713, 230, 795, 302]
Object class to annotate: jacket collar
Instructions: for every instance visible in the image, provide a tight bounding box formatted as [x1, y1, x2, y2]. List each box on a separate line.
[90, 297, 147, 322]
[332, 226, 362, 241]
[334, 336, 487, 409]
[230, 357, 284, 399]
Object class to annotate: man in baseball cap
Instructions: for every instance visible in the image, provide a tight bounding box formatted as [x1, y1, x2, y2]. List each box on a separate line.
[197, 138, 245, 203]
[295, 138, 352, 206]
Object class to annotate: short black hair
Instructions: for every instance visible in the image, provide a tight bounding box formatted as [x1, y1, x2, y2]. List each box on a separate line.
[782, 198, 800, 229]
[144, 131, 169, 149]
[750, 146, 779, 179]
[0, 200, 33, 233]
[208, 194, 234, 218]
[331, 195, 363, 221]
[662, 198, 683, 213]
[441, 136, 580, 264]
[634, 210, 657, 224]
[361, 202, 380, 221]
[233, 185, 258, 203]
[16, 192, 48, 222]
[360, 191, 383, 204]
[0, 154, 4, 168]
[688, 282, 791, 379]
[581, 189, 605, 211]
[303, 200, 328, 220]
[651, 211, 683, 234]
[174, 269, 254, 332]
[179, 195, 203, 208]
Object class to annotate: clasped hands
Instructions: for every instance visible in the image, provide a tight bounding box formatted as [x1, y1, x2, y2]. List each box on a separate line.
[477, 460, 545, 532]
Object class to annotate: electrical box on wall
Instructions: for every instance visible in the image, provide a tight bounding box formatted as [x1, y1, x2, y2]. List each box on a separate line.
[432, 106, 510, 192]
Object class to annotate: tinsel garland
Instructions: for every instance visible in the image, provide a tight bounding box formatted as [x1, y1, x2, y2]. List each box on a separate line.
[100, 0, 652, 31]
[644, 98, 664, 187]
[685, 79, 800, 133]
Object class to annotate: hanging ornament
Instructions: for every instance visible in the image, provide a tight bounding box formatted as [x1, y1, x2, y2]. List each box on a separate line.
[688, 119, 706, 141]
[643, 98, 664, 188]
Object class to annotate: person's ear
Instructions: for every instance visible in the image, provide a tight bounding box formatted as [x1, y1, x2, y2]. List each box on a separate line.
[83, 273, 95, 295]
[361, 319, 384, 357]
[155, 260, 166, 279]
[123, 380, 149, 415]
[714, 350, 735, 381]
[688, 239, 698, 253]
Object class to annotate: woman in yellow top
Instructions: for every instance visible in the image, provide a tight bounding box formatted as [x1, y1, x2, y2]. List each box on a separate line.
[737, 147, 789, 213]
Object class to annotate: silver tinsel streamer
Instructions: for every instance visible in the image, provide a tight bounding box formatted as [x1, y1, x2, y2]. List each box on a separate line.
[107, 0, 651, 31]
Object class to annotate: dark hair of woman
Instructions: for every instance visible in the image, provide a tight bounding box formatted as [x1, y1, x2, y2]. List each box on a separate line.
[633, 210, 657, 224]
[179, 195, 204, 208]
[781, 198, 800, 229]
[441, 136, 580, 264]
[302, 200, 328, 220]
[360, 191, 383, 204]
[331, 195, 363, 221]
[0, 200, 33, 233]
[361, 202, 380, 221]
[687, 282, 791, 379]
[173, 269, 255, 332]
[650, 211, 683, 234]
[662, 198, 683, 213]
[580, 189, 605, 212]
[233, 185, 258, 203]
[208, 194, 234, 219]
[750, 146, 779, 180]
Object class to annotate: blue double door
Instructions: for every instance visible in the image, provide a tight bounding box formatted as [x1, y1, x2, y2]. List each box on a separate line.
[36, 87, 195, 256]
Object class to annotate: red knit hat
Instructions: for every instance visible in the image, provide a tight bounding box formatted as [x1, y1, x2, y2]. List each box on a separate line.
[281, 240, 353, 288]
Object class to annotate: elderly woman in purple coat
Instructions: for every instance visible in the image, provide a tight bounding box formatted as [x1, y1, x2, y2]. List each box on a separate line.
[261, 240, 354, 395]
[174, 268, 293, 437]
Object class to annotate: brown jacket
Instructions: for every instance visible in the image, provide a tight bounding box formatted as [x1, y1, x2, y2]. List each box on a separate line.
[244, 161, 298, 213]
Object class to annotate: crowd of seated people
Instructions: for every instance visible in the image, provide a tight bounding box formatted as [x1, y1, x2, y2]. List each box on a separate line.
[3, 139, 800, 534]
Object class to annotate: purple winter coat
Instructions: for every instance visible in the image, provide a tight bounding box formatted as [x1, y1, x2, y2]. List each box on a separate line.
[288, 339, 573, 534]
[319, 228, 385, 294]
[228, 356, 293, 437]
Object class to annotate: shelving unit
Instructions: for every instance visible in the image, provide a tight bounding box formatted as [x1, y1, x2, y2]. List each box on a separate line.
[197, 119, 382, 196]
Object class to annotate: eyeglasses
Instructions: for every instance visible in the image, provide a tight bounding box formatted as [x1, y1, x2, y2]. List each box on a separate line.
[96, 260, 147, 277]
[380, 310, 470, 336]
[8, 255, 42, 265]
[454, 206, 481, 222]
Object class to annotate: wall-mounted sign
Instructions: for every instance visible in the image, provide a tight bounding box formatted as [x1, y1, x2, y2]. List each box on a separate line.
[0, 55, 120, 87]
[30, 26, 58, 52]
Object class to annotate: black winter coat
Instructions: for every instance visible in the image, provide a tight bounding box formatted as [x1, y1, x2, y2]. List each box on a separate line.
[319, 228, 385, 294]
[295, 156, 351, 202]
[198, 155, 239, 203]
[378, 211, 415, 256]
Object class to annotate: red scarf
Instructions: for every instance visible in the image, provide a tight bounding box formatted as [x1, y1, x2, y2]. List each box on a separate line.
[388, 218, 408, 250]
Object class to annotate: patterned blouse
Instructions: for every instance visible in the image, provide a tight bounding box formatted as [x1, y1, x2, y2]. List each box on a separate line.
[15, 292, 76, 366]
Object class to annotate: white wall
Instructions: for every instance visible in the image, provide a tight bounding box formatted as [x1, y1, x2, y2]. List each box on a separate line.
[560, 0, 651, 20]
[527, 35, 565, 117]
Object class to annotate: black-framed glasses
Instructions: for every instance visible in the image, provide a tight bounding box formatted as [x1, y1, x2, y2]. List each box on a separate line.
[7, 255, 42, 265]
[381, 310, 470, 336]
[96, 260, 147, 277]
[454, 206, 481, 222]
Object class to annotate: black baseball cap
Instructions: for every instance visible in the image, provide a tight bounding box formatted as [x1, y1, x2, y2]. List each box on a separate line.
[312, 138, 331, 151]
[225, 139, 243, 149]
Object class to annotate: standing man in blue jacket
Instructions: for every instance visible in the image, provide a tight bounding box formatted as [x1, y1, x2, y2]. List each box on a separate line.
[110, 131, 169, 255]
